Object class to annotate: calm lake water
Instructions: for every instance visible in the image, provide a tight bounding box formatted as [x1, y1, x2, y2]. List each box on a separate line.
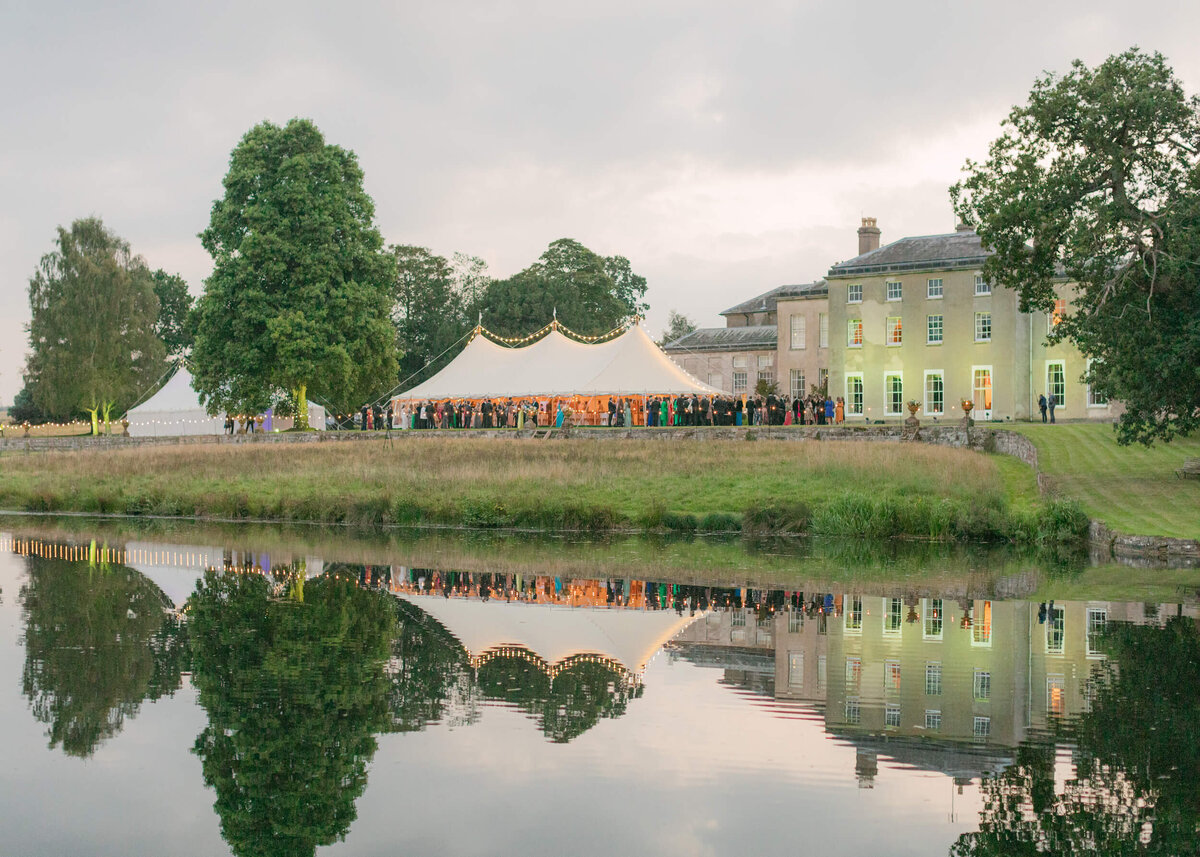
[0, 521, 1197, 856]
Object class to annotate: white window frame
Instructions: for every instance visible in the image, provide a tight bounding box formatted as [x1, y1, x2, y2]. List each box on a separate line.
[883, 598, 903, 636]
[1048, 298, 1066, 333]
[971, 600, 992, 648]
[886, 280, 902, 301]
[1046, 606, 1065, 655]
[847, 283, 863, 304]
[885, 659, 901, 693]
[923, 371, 944, 416]
[1046, 360, 1066, 408]
[846, 373, 864, 417]
[972, 365, 993, 417]
[1086, 607, 1108, 658]
[884, 373, 903, 417]
[927, 278, 943, 299]
[732, 371, 747, 393]
[925, 662, 942, 696]
[847, 319, 863, 348]
[925, 709, 942, 731]
[974, 273, 991, 296]
[973, 669, 991, 700]
[886, 316, 902, 346]
[927, 314, 943, 345]
[789, 369, 805, 400]
[790, 314, 806, 350]
[788, 651, 804, 688]
[845, 596, 863, 634]
[973, 716, 991, 740]
[1087, 358, 1107, 407]
[922, 598, 943, 640]
[974, 311, 992, 342]
[885, 704, 901, 729]
[818, 313, 829, 348]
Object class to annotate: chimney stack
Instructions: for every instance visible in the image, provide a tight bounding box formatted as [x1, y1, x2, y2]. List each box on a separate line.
[858, 217, 880, 255]
[955, 221, 973, 233]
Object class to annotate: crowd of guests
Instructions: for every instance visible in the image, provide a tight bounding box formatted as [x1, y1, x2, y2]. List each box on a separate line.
[339, 392, 847, 430]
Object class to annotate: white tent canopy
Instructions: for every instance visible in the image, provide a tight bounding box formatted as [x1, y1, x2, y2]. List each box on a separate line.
[394, 324, 720, 400]
[126, 365, 326, 437]
[397, 592, 702, 675]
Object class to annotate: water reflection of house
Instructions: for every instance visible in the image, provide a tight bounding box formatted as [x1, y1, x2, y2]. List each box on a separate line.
[669, 596, 1195, 784]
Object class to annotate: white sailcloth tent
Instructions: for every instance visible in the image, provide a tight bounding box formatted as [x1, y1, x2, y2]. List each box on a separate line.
[394, 324, 720, 401]
[126, 365, 326, 437]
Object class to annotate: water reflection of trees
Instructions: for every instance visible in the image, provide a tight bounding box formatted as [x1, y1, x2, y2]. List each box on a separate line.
[19, 555, 186, 757]
[188, 569, 397, 857]
[952, 617, 1200, 856]
[388, 595, 479, 732]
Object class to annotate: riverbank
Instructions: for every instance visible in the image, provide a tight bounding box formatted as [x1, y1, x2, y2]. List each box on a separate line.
[0, 437, 1084, 544]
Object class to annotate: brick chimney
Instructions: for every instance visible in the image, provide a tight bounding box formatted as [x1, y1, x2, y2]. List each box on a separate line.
[858, 217, 880, 255]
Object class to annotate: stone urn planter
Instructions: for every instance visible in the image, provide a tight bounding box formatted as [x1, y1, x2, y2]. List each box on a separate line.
[22, 421, 31, 438]
[121, 418, 130, 438]
[903, 400, 921, 435]
[960, 398, 975, 428]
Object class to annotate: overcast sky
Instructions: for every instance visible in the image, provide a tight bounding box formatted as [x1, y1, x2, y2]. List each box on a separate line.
[3, 1, 1199, 404]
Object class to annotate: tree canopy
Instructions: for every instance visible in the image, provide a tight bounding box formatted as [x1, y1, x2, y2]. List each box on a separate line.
[23, 217, 166, 430]
[951, 48, 1200, 445]
[658, 309, 697, 346]
[479, 238, 648, 338]
[151, 269, 194, 357]
[390, 245, 478, 386]
[188, 569, 396, 857]
[191, 118, 398, 424]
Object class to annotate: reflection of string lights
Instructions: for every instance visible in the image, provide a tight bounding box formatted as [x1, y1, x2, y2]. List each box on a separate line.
[472, 646, 637, 685]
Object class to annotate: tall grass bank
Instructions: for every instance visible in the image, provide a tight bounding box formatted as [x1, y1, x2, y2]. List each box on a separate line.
[0, 438, 1087, 544]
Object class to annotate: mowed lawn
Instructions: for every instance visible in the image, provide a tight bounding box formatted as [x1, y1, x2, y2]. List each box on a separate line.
[1010, 423, 1200, 539]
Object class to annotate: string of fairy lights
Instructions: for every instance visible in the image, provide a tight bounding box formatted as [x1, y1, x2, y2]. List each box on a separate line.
[469, 317, 634, 348]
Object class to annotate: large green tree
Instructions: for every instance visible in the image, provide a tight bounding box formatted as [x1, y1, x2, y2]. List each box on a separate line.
[951, 48, 1200, 445]
[480, 238, 648, 338]
[150, 269, 194, 357]
[658, 309, 697, 346]
[390, 245, 471, 386]
[188, 569, 396, 857]
[191, 119, 398, 425]
[23, 218, 166, 432]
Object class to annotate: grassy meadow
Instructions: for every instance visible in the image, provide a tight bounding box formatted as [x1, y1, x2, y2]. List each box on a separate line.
[0, 437, 1084, 543]
[1010, 423, 1200, 539]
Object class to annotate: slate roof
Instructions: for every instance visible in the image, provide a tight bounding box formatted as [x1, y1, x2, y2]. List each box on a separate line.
[827, 231, 992, 278]
[720, 280, 828, 317]
[663, 325, 777, 353]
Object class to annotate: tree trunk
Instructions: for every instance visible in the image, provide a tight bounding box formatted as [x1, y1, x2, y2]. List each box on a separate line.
[295, 384, 309, 430]
[85, 407, 99, 436]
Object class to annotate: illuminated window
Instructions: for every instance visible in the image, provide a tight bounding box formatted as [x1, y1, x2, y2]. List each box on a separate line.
[927, 278, 943, 299]
[972, 600, 992, 646]
[923, 598, 943, 639]
[924, 372, 944, 416]
[848, 319, 863, 347]
[887, 316, 903, 345]
[927, 314, 943, 344]
[885, 374, 903, 416]
[973, 367, 993, 412]
[818, 313, 829, 348]
[974, 670, 991, 700]
[1047, 675, 1065, 715]
[790, 314, 806, 349]
[1048, 298, 1066, 332]
[925, 710, 942, 731]
[847, 284, 862, 303]
[885, 660, 901, 692]
[886, 281, 902, 301]
[845, 657, 862, 686]
[1046, 361, 1065, 407]
[974, 311, 992, 342]
[975, 274, 991, 295]
[925, 662, 942, 695]
[846, 374, 864, 415]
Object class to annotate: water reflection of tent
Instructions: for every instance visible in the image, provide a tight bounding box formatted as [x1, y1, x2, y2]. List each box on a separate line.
[396, 592, 701, 675]
[393, 324, 720, 401]
[124, 542, 325, 610]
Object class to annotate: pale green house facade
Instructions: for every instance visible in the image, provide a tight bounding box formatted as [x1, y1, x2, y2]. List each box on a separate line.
[827, 220, 1121, 423]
